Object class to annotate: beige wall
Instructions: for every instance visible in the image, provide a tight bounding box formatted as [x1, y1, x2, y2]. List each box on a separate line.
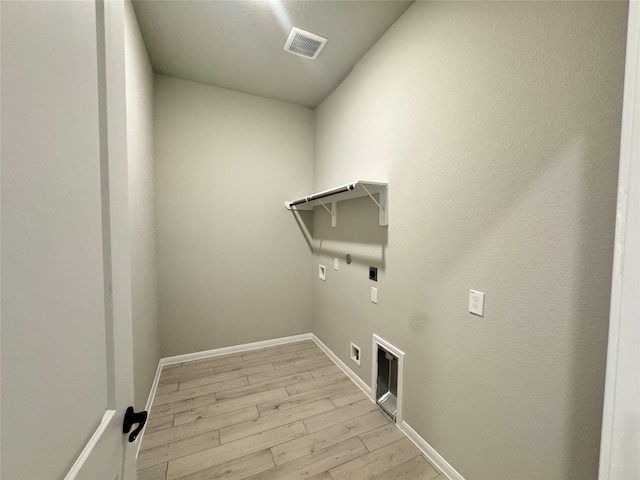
[124, 0, 161, 410]
[154, 76, 314, 357]
[313, 2, 627, 479]
[1, 2, 110, 476]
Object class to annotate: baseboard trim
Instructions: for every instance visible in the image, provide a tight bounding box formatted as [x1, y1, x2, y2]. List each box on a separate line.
[311, 334, 372, 398]
[145, 361, 163, 415]
[159, 333, 314, 367]
[65, 409, 116, 479]
[136, 360, 164, 458]
[400, 421, 464, 480]
[138, 332, 463, 480]
[136, 333, 314, 455]
[310, 334, 462, 480]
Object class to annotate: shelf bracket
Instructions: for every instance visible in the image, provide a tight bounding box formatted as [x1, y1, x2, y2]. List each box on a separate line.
[285, 181, 388, 227]
[318, 200, 337, 227]
[361, 184, 388, 227]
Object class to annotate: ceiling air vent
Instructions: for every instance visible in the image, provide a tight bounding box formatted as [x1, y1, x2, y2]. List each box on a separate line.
[284, 27, 327, 60]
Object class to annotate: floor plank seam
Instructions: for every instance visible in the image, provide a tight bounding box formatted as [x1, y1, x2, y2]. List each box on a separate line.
[139, 341, 440, 480]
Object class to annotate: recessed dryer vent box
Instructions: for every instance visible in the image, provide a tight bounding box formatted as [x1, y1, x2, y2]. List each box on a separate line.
[376, 348, 398, 419]
[372, 335, 405, 423]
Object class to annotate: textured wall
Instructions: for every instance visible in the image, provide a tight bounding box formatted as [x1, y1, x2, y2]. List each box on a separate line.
[124, 0, 161, 410]
[313, 2, 627, 479]
[154, 76, 314, 356]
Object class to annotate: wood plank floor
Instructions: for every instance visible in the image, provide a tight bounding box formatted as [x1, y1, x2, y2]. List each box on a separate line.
[137, 340, 445, 480]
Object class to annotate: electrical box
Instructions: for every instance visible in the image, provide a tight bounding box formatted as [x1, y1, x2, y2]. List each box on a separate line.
[369, 266, 378, 281]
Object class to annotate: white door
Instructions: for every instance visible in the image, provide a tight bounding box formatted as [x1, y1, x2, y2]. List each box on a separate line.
[1, 1, 138, 478]
[599, 2, 640, 479]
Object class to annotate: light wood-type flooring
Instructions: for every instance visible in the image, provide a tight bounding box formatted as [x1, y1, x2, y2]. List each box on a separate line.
[137, 340, 445, 480]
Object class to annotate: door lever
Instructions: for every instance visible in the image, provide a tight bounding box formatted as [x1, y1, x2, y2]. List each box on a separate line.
[123, 406, 148, 443]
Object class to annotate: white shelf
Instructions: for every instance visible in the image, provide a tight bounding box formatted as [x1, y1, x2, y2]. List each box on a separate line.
[285, 181, 388, 227]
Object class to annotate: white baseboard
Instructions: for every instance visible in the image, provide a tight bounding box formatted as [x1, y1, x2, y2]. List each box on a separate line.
[136, 360, 164, 458]
[311, 334, 372, 398]
[159, 333, 313, 367]
[145, 361, 163, 415]
[400, 421, 464, 480]
[136, 333, 314, 456]
[65, 410, 116, 479]
[311, 333, 462, 480]
[137, 332, 463, 480]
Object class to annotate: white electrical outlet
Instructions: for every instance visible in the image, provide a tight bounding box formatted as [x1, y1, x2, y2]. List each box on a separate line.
[371, 287, 378, 304]
[334, 258, 339, 270]
[319, 264, 326, 281]
[469, 290, 485, 316]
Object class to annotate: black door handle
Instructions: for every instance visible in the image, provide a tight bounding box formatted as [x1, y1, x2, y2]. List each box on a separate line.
[123, 406, 148, 443]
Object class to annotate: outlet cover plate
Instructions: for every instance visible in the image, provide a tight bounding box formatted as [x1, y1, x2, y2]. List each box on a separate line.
[469, 290, 484, 316]
[319, 265, 326, 281]
[371, 287, 378, 304]
[334, 258, 339, 270]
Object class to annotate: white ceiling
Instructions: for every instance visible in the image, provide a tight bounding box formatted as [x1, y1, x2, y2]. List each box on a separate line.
[132, 0, 413, 108]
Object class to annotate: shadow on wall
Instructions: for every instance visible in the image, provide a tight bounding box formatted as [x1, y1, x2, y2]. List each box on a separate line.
[304, 194, 389, 269]
[292, 210, 313, 252]
[567, 133, 620, 477]
[306, 4, 626, 476]
[399, 132, 619, 478]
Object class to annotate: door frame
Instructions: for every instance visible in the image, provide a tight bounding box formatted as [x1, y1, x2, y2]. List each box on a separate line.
[65, 0, 136, 477]
[599, 2, 640, 479]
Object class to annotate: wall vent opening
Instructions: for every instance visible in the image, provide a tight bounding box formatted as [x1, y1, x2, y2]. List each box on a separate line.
[284, 27, 327, 60]
[372, 335, 405, 423]
[376, 348, 398, 419]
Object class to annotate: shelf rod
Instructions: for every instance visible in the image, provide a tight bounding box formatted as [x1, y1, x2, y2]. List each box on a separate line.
[361, 184, 385, 212]
[288, 183, 355, 207]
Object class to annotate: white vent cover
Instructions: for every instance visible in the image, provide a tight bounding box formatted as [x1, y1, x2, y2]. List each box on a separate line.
[284, 27, 327, 60]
